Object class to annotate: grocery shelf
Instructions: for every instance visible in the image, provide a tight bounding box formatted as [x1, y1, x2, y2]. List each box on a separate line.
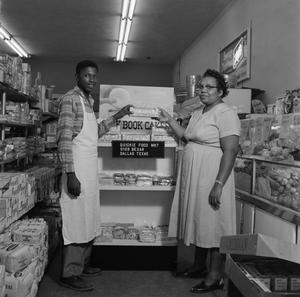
[236, 189, 300, 225]
[0, 82, 38, 104]
[99, 184, 175, 191]
[0, 121, 37, 127]
[93, 238, 177, 246]
[0, 153, 41, 165]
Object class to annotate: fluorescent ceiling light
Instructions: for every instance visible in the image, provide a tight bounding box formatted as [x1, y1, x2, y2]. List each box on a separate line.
[116, 44, 122, 61]
[123, 19, 132, 44]
[120, 44, 127, 61]
[0, 27, 10, 40]
[115, 0, 136, 62]
[118, 19, 126, 44]
[10, 39, 29, 57]
[5, 39, 24, 57]
[128, 0, 136, 19]
[0, 25, 30, 58]
[122, 0, 130, 18]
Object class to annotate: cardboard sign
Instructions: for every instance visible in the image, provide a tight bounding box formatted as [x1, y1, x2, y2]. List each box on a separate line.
[112, 141, 165, 158]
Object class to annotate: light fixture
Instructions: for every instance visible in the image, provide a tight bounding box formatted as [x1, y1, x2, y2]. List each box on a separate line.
[0, 24, 30, 58]
[115, 0, 136, 62]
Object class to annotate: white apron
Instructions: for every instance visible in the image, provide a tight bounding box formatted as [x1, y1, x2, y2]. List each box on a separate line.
[60, 95, 101, 245]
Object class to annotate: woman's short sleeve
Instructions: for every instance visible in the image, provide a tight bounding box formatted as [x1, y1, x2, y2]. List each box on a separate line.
[217, 107, 241, 138]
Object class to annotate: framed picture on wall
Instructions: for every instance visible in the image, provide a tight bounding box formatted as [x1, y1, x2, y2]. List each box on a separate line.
[218, 26, 251, 83]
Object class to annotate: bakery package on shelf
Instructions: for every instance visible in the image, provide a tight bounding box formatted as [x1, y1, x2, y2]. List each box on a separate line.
[122, 134, 151, 141]
[136, 174, 153, 186]
[113, 173, 125, 185]
[99, 173, 114, 186]
[124, 173, 137, 185]
[129, 107, 159, 118]
[139, 226, 156, 243]
[155, 225, 174, 242]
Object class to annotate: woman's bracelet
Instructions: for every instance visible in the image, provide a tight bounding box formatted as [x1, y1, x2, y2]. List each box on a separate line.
[215, 179, 224, 186]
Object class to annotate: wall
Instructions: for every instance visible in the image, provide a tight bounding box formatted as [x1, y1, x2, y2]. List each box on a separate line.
[173, 0, 300, 105]
[30, 58, 173, 93]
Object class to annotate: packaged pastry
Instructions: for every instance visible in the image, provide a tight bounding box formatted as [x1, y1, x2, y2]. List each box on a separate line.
[129, 107, 159, 118]
[158, 176, 173, 186]
[155, 225, 169, 241]
[139, 227, 156, 243]
[124, 173, 137, 185]
[112, 226, 126, 239]
[113, 173, 125, 185]
[125, 227, 139, 240]
[136, 174, 153, 186]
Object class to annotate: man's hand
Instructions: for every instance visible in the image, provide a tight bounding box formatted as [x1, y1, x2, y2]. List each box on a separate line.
[113, 104, 133, 121]
[67, 172, 81, 198]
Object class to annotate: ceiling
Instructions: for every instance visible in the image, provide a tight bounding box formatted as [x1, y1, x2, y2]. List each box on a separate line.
[0, 0, 233, 65]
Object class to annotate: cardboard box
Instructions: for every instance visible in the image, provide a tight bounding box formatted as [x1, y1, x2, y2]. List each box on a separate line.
[221, 234, 300, 296]
[220, 233, 300, 265]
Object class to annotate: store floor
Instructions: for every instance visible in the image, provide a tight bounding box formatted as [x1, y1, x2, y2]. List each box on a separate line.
[36, 250, 224, 297]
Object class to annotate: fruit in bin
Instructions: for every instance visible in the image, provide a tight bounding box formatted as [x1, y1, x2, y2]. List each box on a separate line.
[270, 146, 283, 157]
[282, 148, 290, 158]
[291, 197, 300, 211]
[260, 149, 271, 158]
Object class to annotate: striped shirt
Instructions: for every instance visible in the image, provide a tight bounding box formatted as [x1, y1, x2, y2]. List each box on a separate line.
[57, 86, 115, 173]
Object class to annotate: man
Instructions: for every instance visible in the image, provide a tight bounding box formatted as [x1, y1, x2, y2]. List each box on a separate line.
[57, 60, 131, 291]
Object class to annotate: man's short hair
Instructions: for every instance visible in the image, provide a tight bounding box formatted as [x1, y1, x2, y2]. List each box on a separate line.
[76, 60, 99, 75]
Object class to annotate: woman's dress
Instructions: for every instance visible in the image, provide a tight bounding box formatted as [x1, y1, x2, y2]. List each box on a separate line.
[168, 103, 240, 247]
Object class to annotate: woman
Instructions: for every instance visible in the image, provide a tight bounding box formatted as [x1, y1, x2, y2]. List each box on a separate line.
[158, 69, 240, 293]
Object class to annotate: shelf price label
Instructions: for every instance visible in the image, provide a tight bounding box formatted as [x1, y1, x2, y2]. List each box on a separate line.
[112, 141, 165, 158]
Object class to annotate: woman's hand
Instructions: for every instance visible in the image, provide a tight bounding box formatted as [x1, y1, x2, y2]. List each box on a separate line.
[156, 107, 172, 123]
[208, 183, 223, 210]
[67, 172, 81, 198]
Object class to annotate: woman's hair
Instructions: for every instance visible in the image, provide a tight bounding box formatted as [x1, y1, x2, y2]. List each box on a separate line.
[203, 69, 229, 98]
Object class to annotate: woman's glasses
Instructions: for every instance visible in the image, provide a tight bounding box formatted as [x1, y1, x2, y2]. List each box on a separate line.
[197, 84, 218, 91]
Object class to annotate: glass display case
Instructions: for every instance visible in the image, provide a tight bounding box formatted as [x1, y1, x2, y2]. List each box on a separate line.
[234, 155, 300, 242]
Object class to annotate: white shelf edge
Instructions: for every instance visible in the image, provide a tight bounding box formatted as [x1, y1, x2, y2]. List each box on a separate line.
[93, 239, 177, 246]
[98, 141, 177, 148]
[99, 185, 175, 191]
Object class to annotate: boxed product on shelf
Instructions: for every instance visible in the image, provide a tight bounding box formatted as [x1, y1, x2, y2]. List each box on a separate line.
[0, 242, 35, 274]
[5, 262, 36, 297]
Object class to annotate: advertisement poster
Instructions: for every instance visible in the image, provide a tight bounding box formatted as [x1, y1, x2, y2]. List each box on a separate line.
[99, 84, 175, 121]
[219, 26, 251, 83]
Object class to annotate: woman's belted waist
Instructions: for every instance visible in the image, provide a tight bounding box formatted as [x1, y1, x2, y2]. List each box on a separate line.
[188, 140, 220, 149]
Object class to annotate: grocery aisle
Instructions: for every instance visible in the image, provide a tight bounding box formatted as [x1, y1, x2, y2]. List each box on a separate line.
[36, 251, 222, 297]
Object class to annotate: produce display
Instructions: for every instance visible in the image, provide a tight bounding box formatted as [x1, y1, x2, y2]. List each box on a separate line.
[239, 113, 300, 161]
[255, 165, 300, 211]
[235, 158, 300, 211]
